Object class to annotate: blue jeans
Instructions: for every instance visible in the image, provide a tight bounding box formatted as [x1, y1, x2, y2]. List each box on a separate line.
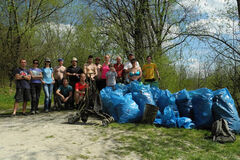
[43, 84, 53, 110]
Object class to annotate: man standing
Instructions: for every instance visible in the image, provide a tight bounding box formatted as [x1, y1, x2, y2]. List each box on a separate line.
[114, 56, 124, 83]
[66, 57, 83, 108]
[142, 55, 160, 87]
[56, 78, 72, 110]
[84, 55, 98, 81]
[123, 54, 140, 84]
[12, 59, 31, 116]
[53, 58, 66, 110]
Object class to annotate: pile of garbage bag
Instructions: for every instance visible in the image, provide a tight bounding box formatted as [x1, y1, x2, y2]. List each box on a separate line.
[100, 81, 240, 133]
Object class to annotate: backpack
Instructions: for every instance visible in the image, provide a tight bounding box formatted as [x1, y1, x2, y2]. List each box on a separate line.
[211, 118, 236, 143]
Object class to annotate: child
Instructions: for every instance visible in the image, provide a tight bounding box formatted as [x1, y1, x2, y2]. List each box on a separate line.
[74, 73, 88, 108]
[106, 64, 117, 89]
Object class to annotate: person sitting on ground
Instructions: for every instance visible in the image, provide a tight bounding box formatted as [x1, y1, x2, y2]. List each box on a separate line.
[128, 59, 142, 82]
[114, 56, 124, 83]
[74, 73, 88, 109]
[123, 53, 140, 84]
[142, 55, 160, 87]
[12, 59, 31, 116]
[106, 64, 117, 89]
[84, 55, 98, 81]
[55, 78, 72, 110]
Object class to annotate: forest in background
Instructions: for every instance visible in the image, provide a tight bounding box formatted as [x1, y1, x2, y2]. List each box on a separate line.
[0, 0, 240, 111]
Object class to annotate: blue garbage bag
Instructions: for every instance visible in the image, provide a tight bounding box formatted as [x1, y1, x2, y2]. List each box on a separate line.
[100, 88, 123, 121]
[116, 93, 142, 123]
[128, 80, 145, 93]
[175, 89, 193, 119]
[115, 83, 129, 95]
[162, 106, 177, 128]
[100, 87, 114, 113]
[150, 86, 162, 102]
[154, 118, 162, 125]
[176, 117, 195, 129]
[213, 88, 240, 134]
[189, 88, 214, 129]
[156, 89, 179, 117]
[132, 85, 156, 115]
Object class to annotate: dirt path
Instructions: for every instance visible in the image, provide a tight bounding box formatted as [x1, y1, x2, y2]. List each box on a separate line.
[0, 111, 140, 160]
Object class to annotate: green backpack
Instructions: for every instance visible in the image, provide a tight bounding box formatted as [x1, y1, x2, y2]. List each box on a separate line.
[211, 118, 236, 143]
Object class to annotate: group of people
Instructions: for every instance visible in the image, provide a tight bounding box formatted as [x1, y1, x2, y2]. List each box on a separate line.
[11, 54, 160, 116]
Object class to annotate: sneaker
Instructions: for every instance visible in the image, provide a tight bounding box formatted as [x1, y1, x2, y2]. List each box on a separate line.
[11, 113, 16, 117]
[45, 109, 49, 113]
[35, 110, 39, 114]
[22, 112, 27, 116]
[31, 111, 35, 115]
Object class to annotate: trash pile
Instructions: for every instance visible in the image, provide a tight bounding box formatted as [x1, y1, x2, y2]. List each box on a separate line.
[100, 81, 240, 133]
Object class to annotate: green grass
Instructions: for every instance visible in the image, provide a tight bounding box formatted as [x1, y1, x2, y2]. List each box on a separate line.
[109, 123, 240, 160]
[0, 86, 45, 112]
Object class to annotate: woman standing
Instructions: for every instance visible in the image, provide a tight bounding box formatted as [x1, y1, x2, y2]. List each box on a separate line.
[29, 59, 42, 114]
[128, 59, 142, 82]
[99, 55, 110, 90]
[41, 58, 55, 112]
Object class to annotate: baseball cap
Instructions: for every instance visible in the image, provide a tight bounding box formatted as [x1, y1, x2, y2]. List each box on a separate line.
[45, 57, 51, 62]
[58, 58, 64, 62]
[72, 57, 78, 62]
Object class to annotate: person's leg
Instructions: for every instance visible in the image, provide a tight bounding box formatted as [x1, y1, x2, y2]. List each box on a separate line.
[48, 84, 54, 111]
[12, 88, 23, 115]
[56, 95, 63, 110]
[30, 84, 37, 113]
[12, 102, 19, 115]
[22, 101, 27, 114]
[22, 88, 31, 114]
[74, 92, 80, 106]
[35, 83, 41, 112]
[43, 84, 50, 111]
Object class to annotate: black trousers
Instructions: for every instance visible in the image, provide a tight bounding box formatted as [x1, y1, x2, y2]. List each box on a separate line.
[30, 83, 42, 111]
[56, 95, 71, 109]
[53, 79, 62, 105]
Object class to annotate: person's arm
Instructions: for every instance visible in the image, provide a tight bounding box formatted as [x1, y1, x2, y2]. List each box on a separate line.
[66, 67, 74, 77]
[138, 67, 142, 79]
[30, 71, 43, 80]
[63, 67, 67, 78]
[15, 74, 23, 80]
[94, 65, 98, 78]
[106, 72, 108, 85]
[154, 64, 160, 80]
[56, 89, 65, 100]
[51, 72, 55, 84]
[123, 62, 130, 73]
[25, 74, 31, 81]
[83, 64, 87, 75]
[75, 83, 80, 93]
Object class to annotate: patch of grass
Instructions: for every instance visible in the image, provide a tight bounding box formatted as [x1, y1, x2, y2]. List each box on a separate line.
[67, 154, 89, 160]
[109, 123, 240, 160]
[45, 135, 54, 138]
[0, 86, 45, 112]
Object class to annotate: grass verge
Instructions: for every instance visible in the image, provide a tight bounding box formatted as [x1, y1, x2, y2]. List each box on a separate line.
[109, 123, 240, 160]
[0, 86, 44, 113]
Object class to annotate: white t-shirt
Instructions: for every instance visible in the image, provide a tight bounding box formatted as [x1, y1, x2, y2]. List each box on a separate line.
[123, 61, 140, 70]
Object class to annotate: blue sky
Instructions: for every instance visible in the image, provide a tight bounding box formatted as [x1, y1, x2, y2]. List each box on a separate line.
[176, 0, 238, 75]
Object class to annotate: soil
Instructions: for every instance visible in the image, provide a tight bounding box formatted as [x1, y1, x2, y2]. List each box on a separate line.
[0, 111, 140, 160]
